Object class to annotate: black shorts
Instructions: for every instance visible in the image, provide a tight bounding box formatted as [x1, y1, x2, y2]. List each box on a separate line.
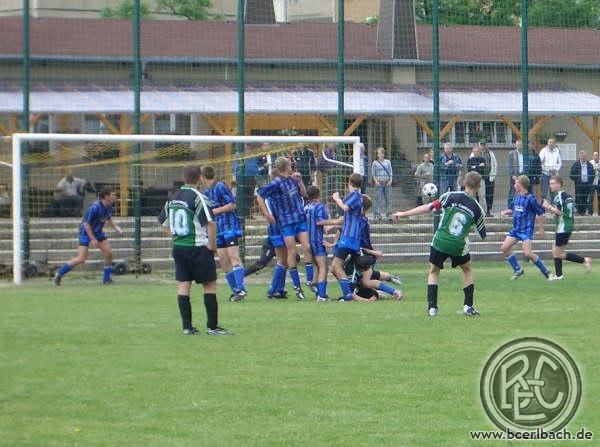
[173, 246, 217, 284]
[356, 287, 379, 300]
[429, 246, 470, 269]
[555, 233, 571, 247]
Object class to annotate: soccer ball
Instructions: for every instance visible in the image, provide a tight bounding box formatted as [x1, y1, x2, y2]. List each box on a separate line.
[422, 183, 438, 202]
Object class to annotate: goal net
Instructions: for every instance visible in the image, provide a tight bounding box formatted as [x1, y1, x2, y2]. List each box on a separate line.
[7, 133, 361, 284]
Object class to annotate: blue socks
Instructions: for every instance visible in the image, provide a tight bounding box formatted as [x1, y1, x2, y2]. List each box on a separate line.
[339, 278, 352, 301]
[269, 264, 286, 295]
[103, 265, 112, 283]
[377, 282, 396, 295]
[57, 263, 72, 277]
[232, 265, 245, 291]
[533, 255, 550, 275]
[290, 267, 301, 288]
[506, 254, 521, 272]
[317, 281, 327, 297]
[305, 263, 314, 284]
[225, 271, 237, 292]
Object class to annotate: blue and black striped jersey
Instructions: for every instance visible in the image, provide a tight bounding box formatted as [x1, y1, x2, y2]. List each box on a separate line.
[257, 176, 306, 226]
[305, 201, 329, 246]
[79, 200, 114, 237]
[204, 181, 241, 236]
[509, 193, 545, 235]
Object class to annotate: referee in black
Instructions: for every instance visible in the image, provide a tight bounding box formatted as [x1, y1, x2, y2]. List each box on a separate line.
[159, 165, 232, 336]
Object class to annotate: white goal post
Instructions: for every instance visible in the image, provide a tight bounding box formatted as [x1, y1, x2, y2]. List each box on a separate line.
[11, 133, 362, 284]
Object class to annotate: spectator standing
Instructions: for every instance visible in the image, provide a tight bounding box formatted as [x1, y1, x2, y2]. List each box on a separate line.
[414, 153, 434, 205]
[528, 143, 543, 196]
[569, 150, 594, 215]
[0, 183, 10, 217]
[507, 140, 525, 206]
[235, 144, 262, 217]
[590, 152, 600, 215]
[539, 138, 562, 198]
[371, 147, 393, 222]
[439, 143, 462, 193]
[467, 145, 487, 211]
[295, 145, 317, 188]
[479, 141, 497, 216]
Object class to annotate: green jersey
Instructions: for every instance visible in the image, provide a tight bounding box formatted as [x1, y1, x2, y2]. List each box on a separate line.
[552, 190, 574, 234]
[431, 191, 486, 256]
[158, 185, 214, 247]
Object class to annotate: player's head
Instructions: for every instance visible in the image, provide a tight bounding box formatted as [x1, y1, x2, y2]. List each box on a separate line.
[348, 173, 363, 190]
[200, 165, 216, 186]
[361, 194, 372, 214]
[98, 186, 115, 204]
[183, 165, 201, 185]
[515, 175, 530, 194]
[306, 185, 320, 201]
[463, 171, 481, 193]
[274, 156, 291, 175]
[549, 175, 563, 193]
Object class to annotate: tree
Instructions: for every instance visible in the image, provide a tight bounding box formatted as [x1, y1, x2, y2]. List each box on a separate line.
[101, 0, 151, 19]
[156, 0, 215, 20]
[102, 0, 218, 20]
[414, 0, 599, 28]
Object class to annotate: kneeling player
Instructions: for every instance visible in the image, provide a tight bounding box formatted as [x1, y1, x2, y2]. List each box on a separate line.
[393, 171, 486, 316]
[54, 187, 122, 285]
[543, 175, 592, 280]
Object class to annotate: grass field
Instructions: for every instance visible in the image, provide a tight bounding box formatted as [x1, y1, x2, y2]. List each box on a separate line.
[1, 261, 598, 446]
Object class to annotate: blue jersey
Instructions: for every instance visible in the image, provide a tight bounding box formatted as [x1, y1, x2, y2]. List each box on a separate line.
[305, 201, 329, 246]
[338, 190, 363, 250]
[257, 176, 306, 226]
[79, 200, 114, 238]
[509, 193, 545, 236]
[265, 198, 281, 239]
[205, 181, 241, 237]
[359, 216, 373, 251]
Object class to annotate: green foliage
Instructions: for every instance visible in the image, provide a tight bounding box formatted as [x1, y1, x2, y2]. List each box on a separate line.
[101, 0, 151, 19]
[1, 263, 599, 445]
[414, 0, 599, 28]
[157, 0, 215, 20]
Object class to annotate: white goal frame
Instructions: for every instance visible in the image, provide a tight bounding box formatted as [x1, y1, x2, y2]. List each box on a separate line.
[11, 133, 362, 284]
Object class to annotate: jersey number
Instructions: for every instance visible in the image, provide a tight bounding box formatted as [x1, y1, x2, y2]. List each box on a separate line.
[169, 209, 190, 236]
[449, 213, 467, 236]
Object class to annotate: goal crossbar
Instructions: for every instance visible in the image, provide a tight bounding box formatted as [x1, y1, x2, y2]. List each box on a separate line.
[11, 133, 362, 284]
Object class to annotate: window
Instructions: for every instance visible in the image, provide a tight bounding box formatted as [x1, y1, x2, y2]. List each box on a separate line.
[416, 120, 519, 147]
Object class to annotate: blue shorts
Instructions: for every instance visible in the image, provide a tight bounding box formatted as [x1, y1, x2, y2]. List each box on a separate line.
[216, 229, 242, 248]
[281, 221, 308, 238]
[310, 241, 327, 258]
[79, 232, 107, 246]
[337, 236, 360, 252]
[269, 234, 285, 248]
[508, 229, 533, 242]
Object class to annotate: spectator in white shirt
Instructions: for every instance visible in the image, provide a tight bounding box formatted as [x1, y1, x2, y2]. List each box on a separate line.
[591, 151, 600, 216]
[56, 173, 87, 216]
[539, 138, 562, 198]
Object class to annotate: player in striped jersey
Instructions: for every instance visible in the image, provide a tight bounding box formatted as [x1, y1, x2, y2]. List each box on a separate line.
[158, 165, 231, 336]
[305, 185, 330, 301]
[543, 175, 592, 280]
[500, 175, 551, 280]
[54, 187, 122, 285]
[329, 173, 364, 301]
[257, 157, 313, 300]
[201, 165, 246, 301]
[393, 171, 486, 316]
[264, 196, 291, 298]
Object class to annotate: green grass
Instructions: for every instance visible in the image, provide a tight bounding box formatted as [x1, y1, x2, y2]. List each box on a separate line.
[1, 262, 598, 446]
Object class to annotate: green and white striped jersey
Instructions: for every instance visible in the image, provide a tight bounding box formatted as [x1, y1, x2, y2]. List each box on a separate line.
[552, 190, 574, 234]
[158, 185, 214, 247]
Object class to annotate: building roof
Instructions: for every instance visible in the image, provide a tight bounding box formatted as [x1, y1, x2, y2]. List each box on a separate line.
[0, 85, 597, 116]
[0, 17, 599, 65]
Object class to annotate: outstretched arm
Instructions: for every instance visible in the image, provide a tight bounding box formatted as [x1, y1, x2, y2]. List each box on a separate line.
[393, 201, 439, 220]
